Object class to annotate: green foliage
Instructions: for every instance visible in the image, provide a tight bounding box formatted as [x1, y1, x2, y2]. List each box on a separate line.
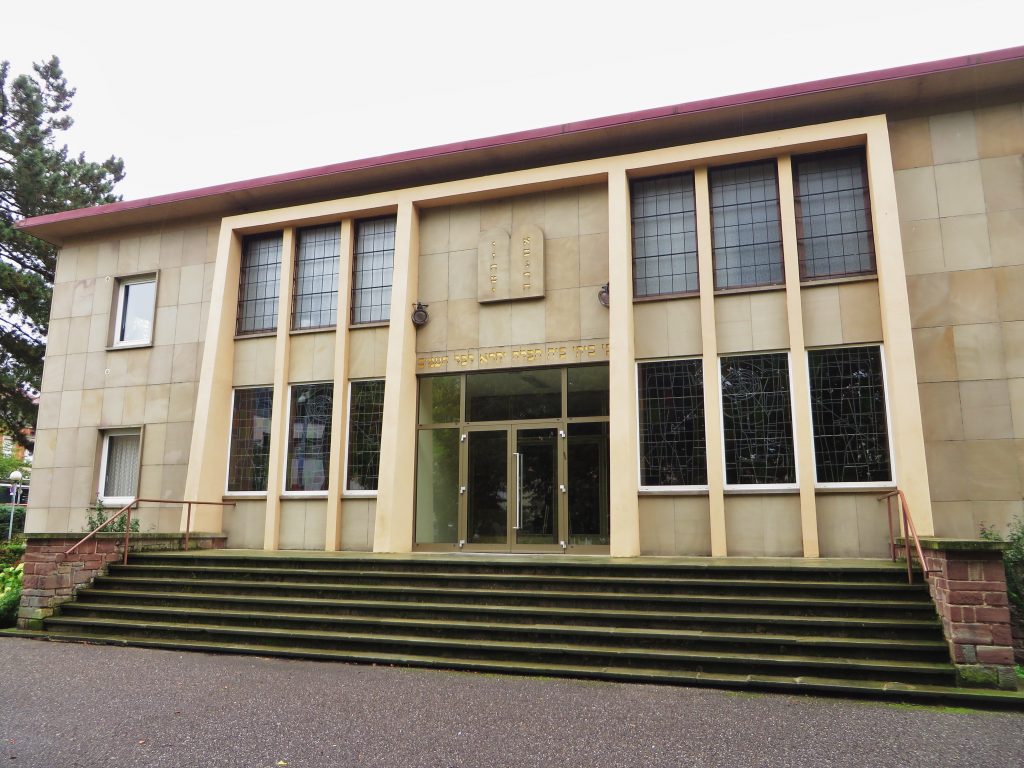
[83, 496, 139, 534]
[1, 56, 126, 450]
[979, 516, 1024, 617]
[0, 561, 22, 627]
[0, 536, 24, 568]
[0, 504, 25, 537]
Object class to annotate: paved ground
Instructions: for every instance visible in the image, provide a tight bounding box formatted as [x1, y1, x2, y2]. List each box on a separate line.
[1, 638, 1022, 768]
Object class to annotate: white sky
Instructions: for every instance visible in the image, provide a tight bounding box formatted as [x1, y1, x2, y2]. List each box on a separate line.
[4, 0, 1022, 202]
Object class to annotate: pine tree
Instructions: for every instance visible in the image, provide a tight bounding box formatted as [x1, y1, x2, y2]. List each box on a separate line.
[0, 56, 125, 450]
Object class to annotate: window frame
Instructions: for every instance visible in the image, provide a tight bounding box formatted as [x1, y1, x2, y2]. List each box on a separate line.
[236, 232, 283, 337]
[291, 224, 341, 331]
[629, 172, 701, 300]
[343, 378, 386, 497]
[110, 272, 158, 349]
[718, 351, 800, 492]
[350, 216, 396, 326]
[224, 385, 274, 497]
[97, 427, 142, 506]
[281, 381, 333, 498]
[709, 160, 786, 292]
[635, 357, 709, 494]
[807, 343, 897, 490]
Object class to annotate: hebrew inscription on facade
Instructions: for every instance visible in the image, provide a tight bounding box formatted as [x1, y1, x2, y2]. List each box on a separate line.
[477, 225, 544, 302]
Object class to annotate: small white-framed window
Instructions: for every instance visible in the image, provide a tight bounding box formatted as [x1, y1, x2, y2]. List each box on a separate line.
[112, 274, 157, 347]
[719, 352, 798, 490]
[98, 428, 141, 505]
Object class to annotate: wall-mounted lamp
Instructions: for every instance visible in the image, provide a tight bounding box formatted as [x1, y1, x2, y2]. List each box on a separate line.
[597, 283, 609, 308]
[411, 302, 430, 327]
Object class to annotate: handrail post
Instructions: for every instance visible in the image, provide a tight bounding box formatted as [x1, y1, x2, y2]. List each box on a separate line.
[902, 497, 913, 584]
[184, 502, 192, 552]
[886, 496, 896, 561]
[123, 503, 133, 566]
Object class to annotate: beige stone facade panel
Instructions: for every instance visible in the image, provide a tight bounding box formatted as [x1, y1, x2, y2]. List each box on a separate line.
[638, 496, 712, 556]
[815, 493, 892, 558]
[724, 495, 802, 557]
[341, 499, 375, 551]
[974, 103, 1024, 157]
[929, 111, 978, 164]
[888, 117, 933, 170]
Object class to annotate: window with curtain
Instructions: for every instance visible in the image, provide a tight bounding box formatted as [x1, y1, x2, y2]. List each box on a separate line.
[100, 430, 141, 501]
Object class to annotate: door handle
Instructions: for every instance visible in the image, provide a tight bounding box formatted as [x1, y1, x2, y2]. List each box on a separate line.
[516, 450, 524, 528]
[459, 486, 466, 495]
[559, 484, 567, 494]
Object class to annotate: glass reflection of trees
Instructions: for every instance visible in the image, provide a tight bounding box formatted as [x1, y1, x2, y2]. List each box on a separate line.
[286, 383, 333, 492]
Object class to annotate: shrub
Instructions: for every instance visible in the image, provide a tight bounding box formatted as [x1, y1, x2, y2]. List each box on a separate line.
[980, 516, 1024, 617]
[83, 497, 139, 534]
[0, 538, 25, 569]
[0, 562, 23, 628]
[0, 505, 26, 538]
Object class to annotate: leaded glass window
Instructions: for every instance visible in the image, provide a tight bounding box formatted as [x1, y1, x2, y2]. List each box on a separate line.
[237, 233, 282, 335]
[631, 173, 699, 296]
[286, 383, 333, 492]
[351, 217, 395, 324]
[347, 380, 386, 491]
[227, 387, 273, 492]
[808, 346, 891, 483]
[710, 161, 784, 289]
[638, 359, 707, 487]
[292, 225, 340, 330]
[720, 353, 796, 485]
[794, 149, 875, 280]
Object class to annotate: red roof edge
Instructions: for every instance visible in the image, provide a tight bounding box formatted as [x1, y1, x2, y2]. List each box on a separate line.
[18, 45, 1024, 231]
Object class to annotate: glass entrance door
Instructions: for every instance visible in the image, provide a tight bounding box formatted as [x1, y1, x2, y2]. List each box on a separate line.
[512, 426, 561, 548]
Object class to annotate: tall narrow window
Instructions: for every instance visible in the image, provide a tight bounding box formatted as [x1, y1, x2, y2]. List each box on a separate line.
[808, 346, 891, 483]
[292, 225, 340, 330]
[236, 233, 282, 335]
[227, 387, 274, 492]
[285, 383, 333, 493]
[99, 429, 141, 503]
[631, 173, 699, 297]
[710, 161, 783, 289]
[794, 149, 875, 280]
[638, 359, 707, 487]
[351, 217, 395, 324]
[347, 380, 386, 491]
[113, 275, 156, 347]
[720, 353, 795, 485]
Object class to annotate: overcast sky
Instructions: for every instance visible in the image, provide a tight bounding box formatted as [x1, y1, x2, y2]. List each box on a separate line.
[4, 1, 1022, 202]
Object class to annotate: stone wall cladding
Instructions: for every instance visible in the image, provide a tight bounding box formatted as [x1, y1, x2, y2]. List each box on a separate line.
[17, 534, 226, 630]
[923, 545, 1017, 690]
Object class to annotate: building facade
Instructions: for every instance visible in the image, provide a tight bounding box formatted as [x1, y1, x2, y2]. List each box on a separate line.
[18, 49, 1024, 560]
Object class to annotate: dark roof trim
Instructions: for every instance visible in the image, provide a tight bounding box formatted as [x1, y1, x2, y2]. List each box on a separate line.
[18, 45, 1024, 239]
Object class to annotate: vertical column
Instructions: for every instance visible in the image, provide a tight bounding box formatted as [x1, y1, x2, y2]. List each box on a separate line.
[607, 168, 640, 558]
[325, 221, 354, 551]
[865, 118, 934, 534]
[778, 155, 820, 558]
[373, 201, 419, 553]
[262, 228, 296, 550]
[182, 225, 241, 532]
[695, 167, 727, 557]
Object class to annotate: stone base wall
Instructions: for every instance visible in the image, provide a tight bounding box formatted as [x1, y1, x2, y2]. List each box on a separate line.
[17, 533, 226, 630]
[921, 541, 1017, 691]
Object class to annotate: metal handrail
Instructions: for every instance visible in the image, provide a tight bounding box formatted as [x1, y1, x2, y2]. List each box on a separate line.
[878, 489, 938, 584]
[65, 497, 235, 565]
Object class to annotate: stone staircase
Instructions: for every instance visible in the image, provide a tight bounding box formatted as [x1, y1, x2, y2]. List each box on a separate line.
[18, 551, 1023, 706]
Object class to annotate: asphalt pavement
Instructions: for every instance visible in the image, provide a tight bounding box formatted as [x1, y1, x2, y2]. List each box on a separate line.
[1, 637, 1022, 768]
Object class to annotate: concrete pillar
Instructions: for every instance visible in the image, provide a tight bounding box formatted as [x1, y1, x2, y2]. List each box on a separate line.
[373, 201, 419, 553]
[325, 221, 354, 550]
[694, 167, 728, 557]
[777, 155, 820, 558]
[607, 168, 641, 558]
